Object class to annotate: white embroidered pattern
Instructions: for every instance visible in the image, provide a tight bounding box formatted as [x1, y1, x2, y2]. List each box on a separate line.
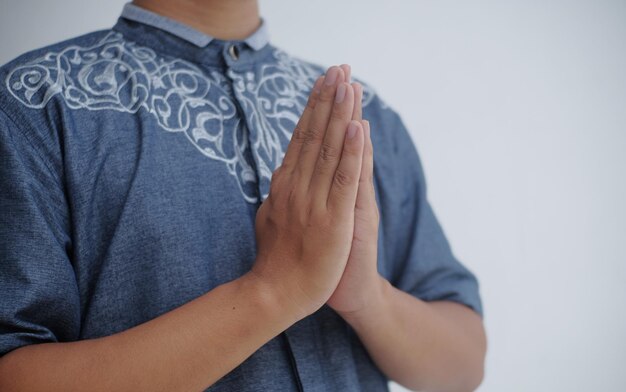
[6, 31, 376, 203]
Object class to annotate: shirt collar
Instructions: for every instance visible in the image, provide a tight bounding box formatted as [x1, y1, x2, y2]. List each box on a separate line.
[120, 2, 269, 51]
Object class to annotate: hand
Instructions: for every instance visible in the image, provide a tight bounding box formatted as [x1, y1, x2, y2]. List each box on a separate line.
[327, 65, 385, 316]
[251, 66, 365, 319]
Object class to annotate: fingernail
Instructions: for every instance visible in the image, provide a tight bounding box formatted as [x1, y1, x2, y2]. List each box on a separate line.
[325, 67, 339, 86]
[347, 121, 358, 139]
[335, 83, 346, 103]
[341, 64, 351, 82]
[363, 120, 370, 139]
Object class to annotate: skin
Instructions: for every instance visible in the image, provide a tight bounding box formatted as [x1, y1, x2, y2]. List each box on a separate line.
[0, 1, 487, 391]
[329, 66, 488, 392]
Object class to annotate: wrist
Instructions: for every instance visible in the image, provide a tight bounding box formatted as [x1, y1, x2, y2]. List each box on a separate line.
[337, 275, 392, 327]
[242, 268, 310, 325]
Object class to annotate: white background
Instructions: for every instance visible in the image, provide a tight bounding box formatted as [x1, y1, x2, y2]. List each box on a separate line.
[1, 1, 625, 391]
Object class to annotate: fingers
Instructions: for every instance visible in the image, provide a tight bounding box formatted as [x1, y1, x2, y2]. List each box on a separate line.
[340, 64, 363, 122]
[351, 82, 363, 121]
[327, 120, 364, 215]
[282, 75, 325, 173]
[339, 63, 361, 121]
[295, 66, 345, 186]
[340, 64, 351, 84]
[309, 82, 356, 203]
[355, 120, 377, 217]
[278, 63, 364, 218]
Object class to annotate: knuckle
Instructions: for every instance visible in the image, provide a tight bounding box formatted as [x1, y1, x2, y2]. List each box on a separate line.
[264, 194, 277, 212]
[303, 125, 324, 146]
[268, 172, 295, 207]
[317, 89, 334, 103]
[292, 125, 307, 143]
[341, 144, 358, 156]
[334, 168, 355, 188]
[314, 159, 332, 177]
[329, 109, 348, 122]
[319, 142, 339, 162]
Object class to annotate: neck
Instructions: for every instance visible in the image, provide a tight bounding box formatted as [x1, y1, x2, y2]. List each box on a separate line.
[132, 0, 261, 40]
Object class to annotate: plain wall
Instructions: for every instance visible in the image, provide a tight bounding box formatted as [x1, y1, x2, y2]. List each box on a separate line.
[1, 1, 625, 391]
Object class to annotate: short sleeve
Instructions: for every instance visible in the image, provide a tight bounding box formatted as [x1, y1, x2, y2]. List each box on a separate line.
[0, 107, 80, 357]
[372, 102, 483, 317]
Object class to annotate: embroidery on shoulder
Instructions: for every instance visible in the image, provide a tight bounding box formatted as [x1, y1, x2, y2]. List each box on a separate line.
[5, 32, 378, 203]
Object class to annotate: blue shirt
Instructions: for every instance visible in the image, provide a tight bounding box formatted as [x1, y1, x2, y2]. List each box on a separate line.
[0, 3, 482, 391]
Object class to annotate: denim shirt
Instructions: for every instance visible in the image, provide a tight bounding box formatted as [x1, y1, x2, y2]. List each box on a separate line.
[0, 3, 482, 391]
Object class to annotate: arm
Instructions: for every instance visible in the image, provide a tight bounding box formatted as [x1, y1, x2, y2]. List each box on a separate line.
[342, 280, 486, 392]
[326, 68, 486, 391]
[328, 125, 486, 390]
[0, 273, 298, 392]
[0, 65, 364, 391]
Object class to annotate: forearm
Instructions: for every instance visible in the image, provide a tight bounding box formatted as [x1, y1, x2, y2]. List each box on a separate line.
[0, 272, 300, 392]
[341, 278, 486, 392]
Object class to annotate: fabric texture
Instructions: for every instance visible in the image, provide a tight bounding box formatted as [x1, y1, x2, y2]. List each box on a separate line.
[0, 3, 482, 391]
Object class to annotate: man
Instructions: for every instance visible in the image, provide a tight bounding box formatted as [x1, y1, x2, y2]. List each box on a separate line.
[0, 0, 486, 390]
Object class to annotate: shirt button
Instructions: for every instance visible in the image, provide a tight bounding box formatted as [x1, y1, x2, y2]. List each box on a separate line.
[228, 45, 239, 61]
